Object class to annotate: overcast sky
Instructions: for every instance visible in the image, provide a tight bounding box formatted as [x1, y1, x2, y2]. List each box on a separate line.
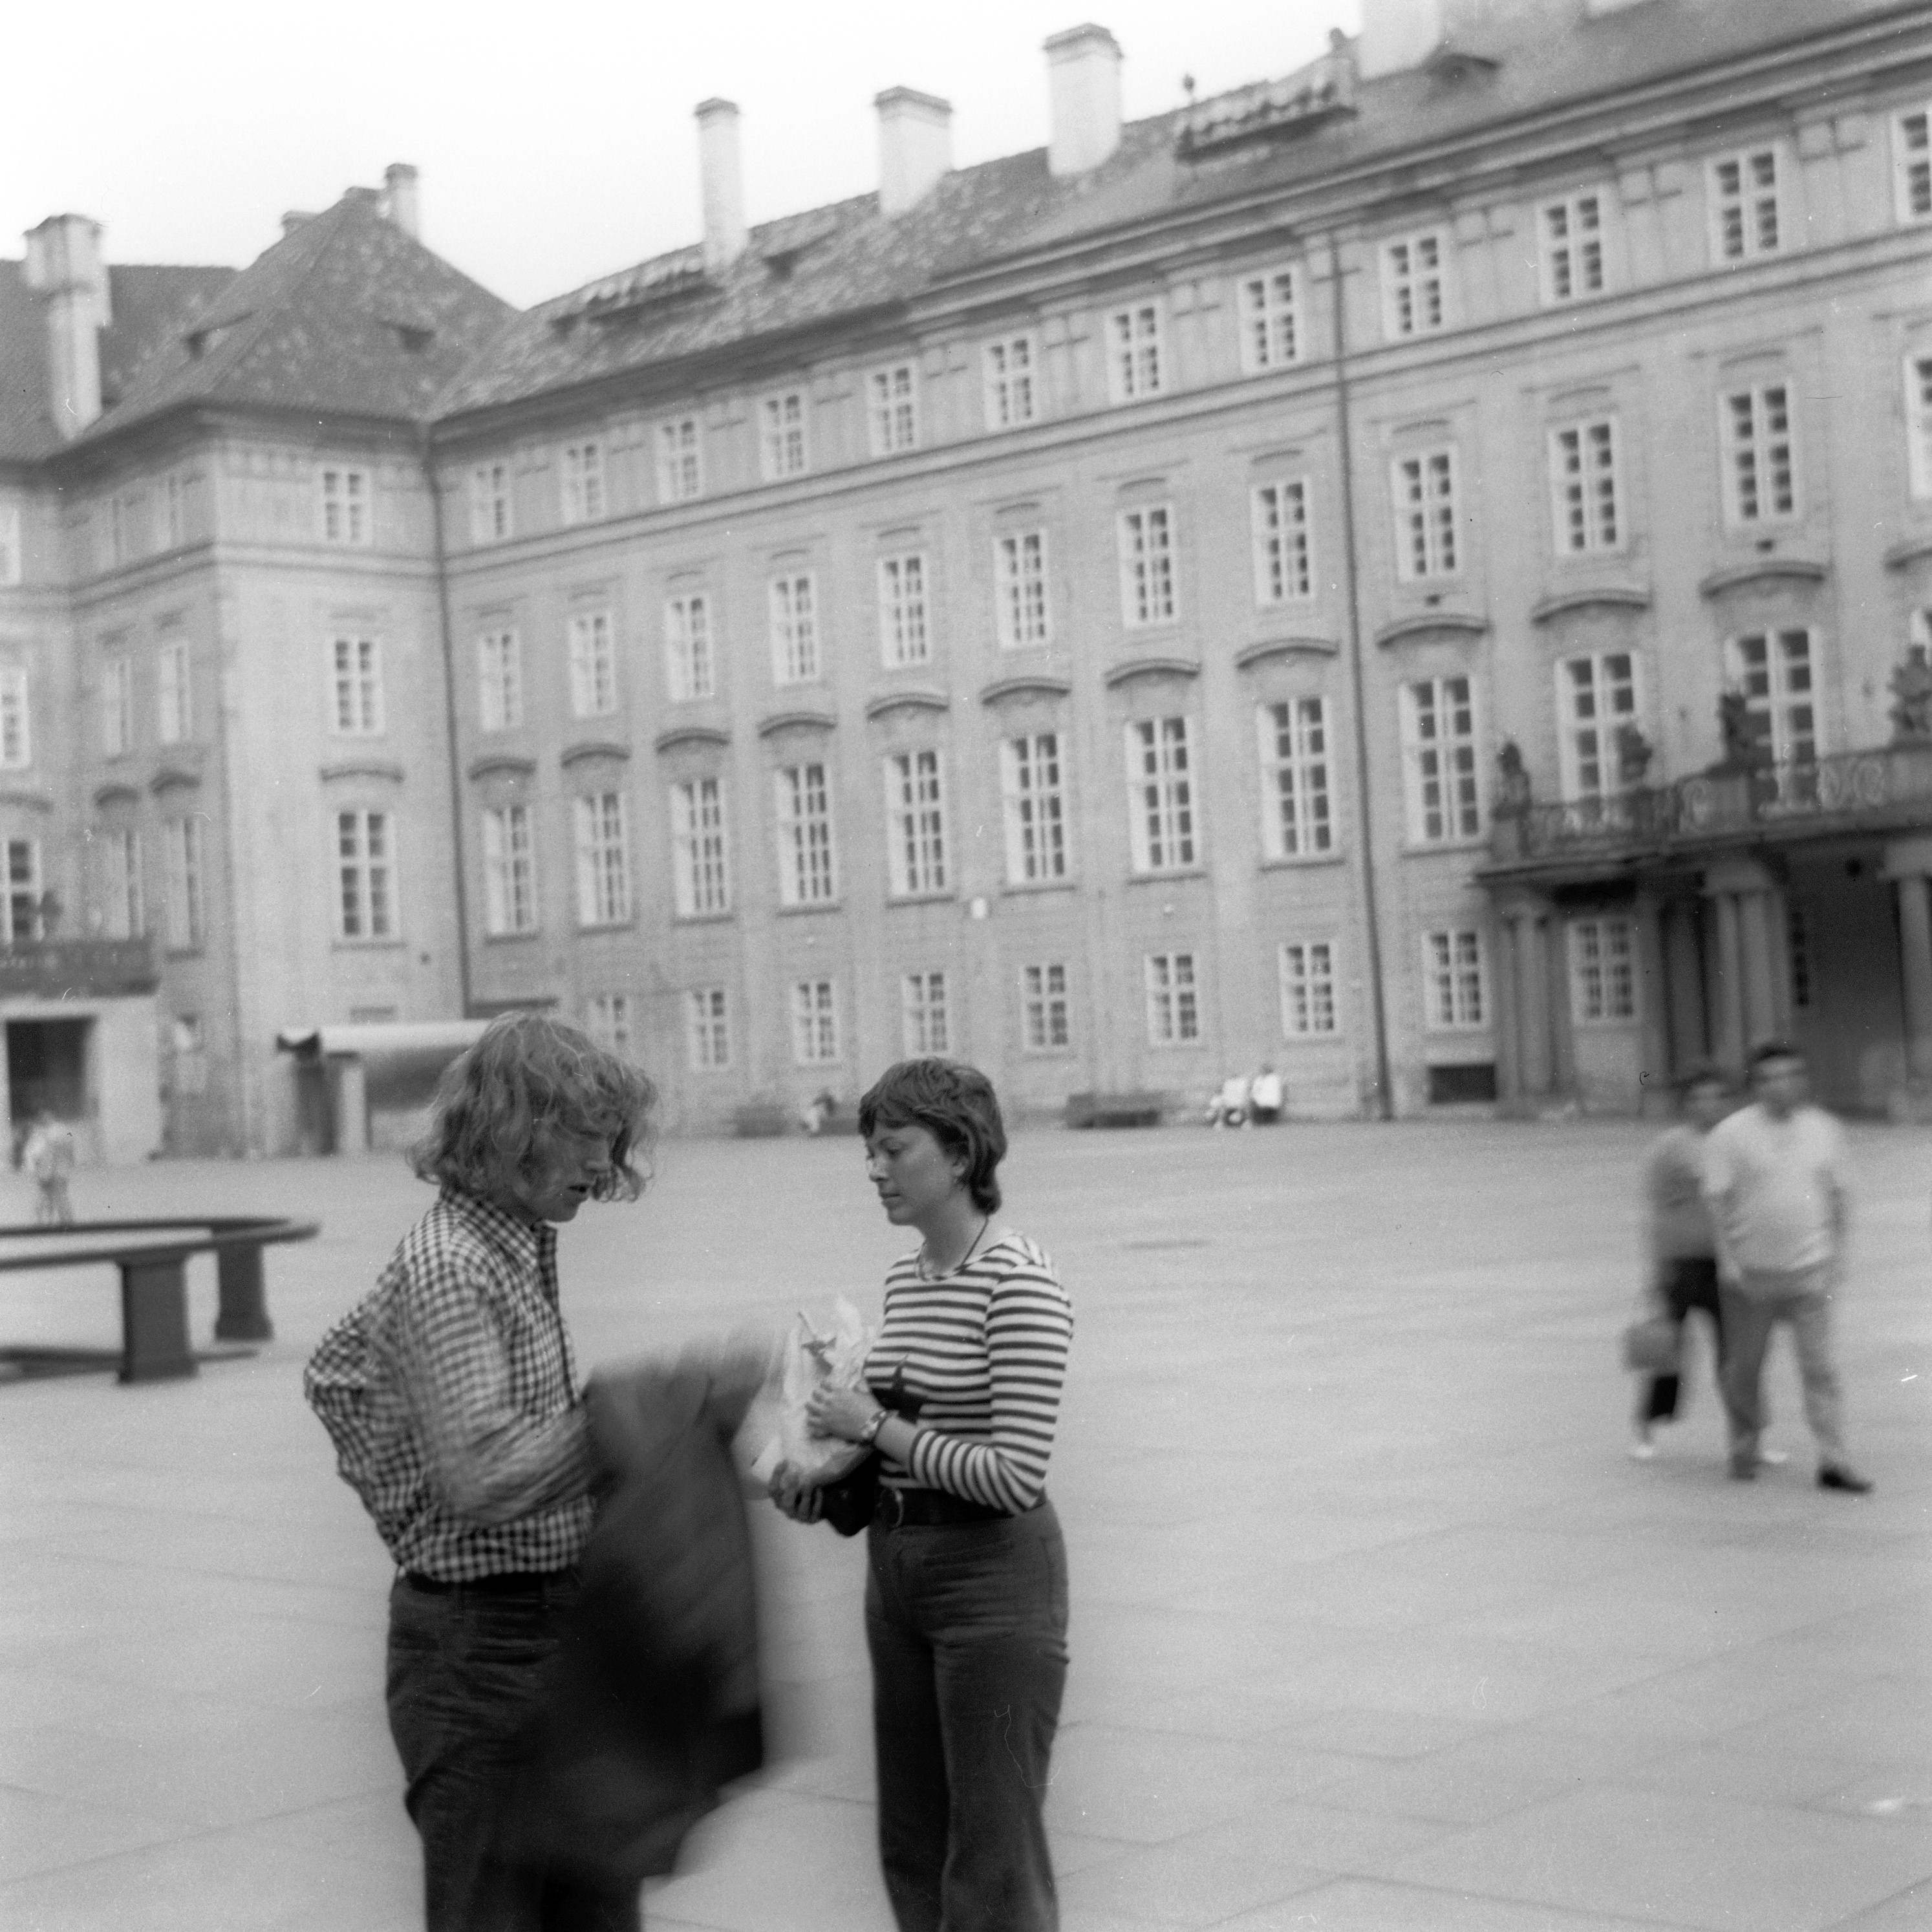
[3, 0, 1364, 310]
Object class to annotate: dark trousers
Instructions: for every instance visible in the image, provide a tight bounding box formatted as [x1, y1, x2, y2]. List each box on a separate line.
[865, 1503, 1069, 1932]
[1642, 1256, 1726, 1424]
[385, 1576, 640, 1932]
[1719, 1265, 1846, 1461]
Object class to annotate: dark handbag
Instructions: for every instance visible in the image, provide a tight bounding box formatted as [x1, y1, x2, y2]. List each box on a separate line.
[816, 1454, 879, 1537]
[1622, 1312, 1680, 1375]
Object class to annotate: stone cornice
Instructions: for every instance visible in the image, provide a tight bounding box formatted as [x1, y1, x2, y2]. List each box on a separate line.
[979, 674, 1073, 705]
[1884, 534, 1932, 572]
[319, 758, 405, 784]
[559, 739, 632, 767]
[1235, 636, 1339, 669]
[653, 725, 731, 753]
[149, 765, 202, 794]
[1529, 587, 1651, 625]
[757, 708, 837, 738]
[467, 754, 538, 780]
[0, 788, 52, 814]
[864, 688, 950, 721]
[1698, 558, 1829, 598]
[1102, 656, 1201, 689]
[1375, 612, 1489, 648]
[92, 784, 142, 811]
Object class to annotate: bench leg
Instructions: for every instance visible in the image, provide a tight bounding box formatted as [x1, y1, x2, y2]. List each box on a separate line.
[119, 1258, 197, 1382]
[214, 1244, 273, 1343]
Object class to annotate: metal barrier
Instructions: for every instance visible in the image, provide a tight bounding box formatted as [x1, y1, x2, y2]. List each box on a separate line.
[0, 1217, 319, 1384]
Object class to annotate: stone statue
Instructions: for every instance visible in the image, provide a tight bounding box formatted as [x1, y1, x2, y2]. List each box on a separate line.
[1616, 724, 1654, 786]
[1495, 738, 1531, 815]
[1890, 643, 1932, 743]
[1715, 689, 1767, 773]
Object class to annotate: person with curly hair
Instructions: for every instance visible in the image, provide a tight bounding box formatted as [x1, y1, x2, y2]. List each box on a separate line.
[306, 1012, 658, 1931]
[771, 1058, 1074, 1932]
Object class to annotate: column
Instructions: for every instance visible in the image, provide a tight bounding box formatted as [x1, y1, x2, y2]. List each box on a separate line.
[1544, 908, 1577, 1098]
[1664, 900, 1709, 1071]
[1703, 858, 1778, 1075]
[332, 1055, 369, 1156]
[1738, 887, 1780, 1046]
[1491, 912, 1524, 1102]
[1634, 893, 1672, 1105]
[1710, 889, 1745, 1075]
[1516, 905, 1554, 1097]
[1895, 872, 1932, 1081]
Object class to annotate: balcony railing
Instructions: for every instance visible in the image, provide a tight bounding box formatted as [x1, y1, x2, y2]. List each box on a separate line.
[1492, 742, 1932, 866]
[0, 938, 158, 999]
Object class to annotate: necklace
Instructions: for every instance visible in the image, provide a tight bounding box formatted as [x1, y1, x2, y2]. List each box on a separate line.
[918, 1213, 991, 1282]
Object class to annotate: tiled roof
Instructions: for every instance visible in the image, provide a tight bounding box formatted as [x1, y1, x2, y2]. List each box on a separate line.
[434, 0, 1907, 427]
[77, 189, 513, 445]
[0, 261, 233, 464]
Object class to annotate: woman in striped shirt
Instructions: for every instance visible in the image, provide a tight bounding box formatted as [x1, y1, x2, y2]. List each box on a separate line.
[774, 1057, 1073, 1932]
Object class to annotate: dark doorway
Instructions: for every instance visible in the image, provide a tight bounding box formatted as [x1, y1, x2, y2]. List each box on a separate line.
[8, 1018, 90, 1141]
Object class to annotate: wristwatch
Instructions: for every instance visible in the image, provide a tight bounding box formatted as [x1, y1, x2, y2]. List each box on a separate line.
[857, 1408, 889, 1447]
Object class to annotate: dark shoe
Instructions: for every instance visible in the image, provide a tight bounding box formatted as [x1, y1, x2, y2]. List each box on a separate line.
[1818, 1465, 1873, 1494]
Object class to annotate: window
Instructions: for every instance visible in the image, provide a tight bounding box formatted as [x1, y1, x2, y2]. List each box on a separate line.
[1550, 419, 1621, 555]
[1126, 717, 1196, 872]
[1238, 268, 1300, 372]
[1727, 628, 1817, 767]
[478, 629, 523, 731]
[102, 654, 133, 757]
[1906, 354, 1932, 500]
[336, 810, 394, 940]
[1895, 106, 1931, 223]
[671, 777, 731, 916]
[1393, 450, 1459, 579]
[1401, 677, 1481, 844]
[1260, 698, 1333, 859]
[1541, 193, 1605, 303]
[877, 553, 930, 667]
[152, 639, 188, 746]
[100, 493, 126, 572]
[1279, 941, 1338, 1037]
[0, 504, 19, 586]
[663, 596, 713, 702]
[101, 827, 143, 939]
[1001, 733, 1068, 884]
[0, 665, 28, 770]
[761, 392, 809, 480]
[1252, 480, 1313, 605]
[574, 791, 631, 926]
[791, 980, 840, 1063]
[1722, 382, 1798, 526]
[585, 994, 632, 1059]
[480, 804, 537, 936]
[330, 636, 383, 736]
[1118, 505, 1177, 626]
[687, 988, 731, 1070]
[1570, 917, 1637, 1023]
[868, 363, 919, 455]
[4, 839, 40, 944]
[657, 418, 703, 502]
[160, 473, 185, 551]
[561, 441, 605, 525]
[320, 467, 370, 545]
[1424, 928, 1486, 1030]
[1021, 963, 1071, 1052]
[995, 531, 1050, 649]
[569, 610, 617, 716]
[885, 749, 947, 896]
[1144, 952, 1199, 1045]
[470, 462, 513, 544]
[1712, 149, 1781, 261]
[983, 336, 1037, 428]
[775, 763, 837, 905]
[902, 971, 949, 1055]
[1382, 231, 1446, 338]
[1106, 303, 1165, 402]
[769, 574, 820, 684]
[1558, 652, 1640, 801]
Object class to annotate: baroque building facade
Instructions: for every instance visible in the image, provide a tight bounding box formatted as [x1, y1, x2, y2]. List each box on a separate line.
[5, 0, 1932, 1151]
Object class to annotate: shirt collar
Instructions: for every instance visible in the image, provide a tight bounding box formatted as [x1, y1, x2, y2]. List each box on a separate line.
[441, 1186, 560, 1299]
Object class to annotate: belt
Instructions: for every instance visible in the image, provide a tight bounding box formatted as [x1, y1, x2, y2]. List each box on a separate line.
[402, 1567, 577, 1596]
[874, 1486, 1035, 1529]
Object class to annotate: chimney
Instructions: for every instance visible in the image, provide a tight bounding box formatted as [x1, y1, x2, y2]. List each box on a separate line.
[875, 88, 953, 217]
[696, 99, 749, 274]
[383, 163, 420, 239]
[23, 214, 109, 440]
[1044, 25, 1124, 177]
[1358, 0, 1446, 78]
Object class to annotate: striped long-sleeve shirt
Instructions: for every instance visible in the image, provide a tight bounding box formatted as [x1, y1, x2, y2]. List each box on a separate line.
[864, 1232, 1073, 1515]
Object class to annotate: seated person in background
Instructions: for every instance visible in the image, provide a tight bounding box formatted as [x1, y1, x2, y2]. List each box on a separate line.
[1249, 1064, 1283, 1125]
[1206, 1073, 1251, 1130]
[800, 1089, 837, 1136]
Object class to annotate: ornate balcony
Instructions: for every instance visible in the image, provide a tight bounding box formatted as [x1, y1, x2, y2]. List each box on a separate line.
[0, 938, 158, 1000]
[1487, 742, 1932, 874]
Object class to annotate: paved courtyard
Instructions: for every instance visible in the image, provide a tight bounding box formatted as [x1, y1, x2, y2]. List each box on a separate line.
[0, 1117, 1928, 1932]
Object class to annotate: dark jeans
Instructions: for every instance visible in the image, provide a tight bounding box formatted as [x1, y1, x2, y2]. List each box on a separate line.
[865, 1502, 1069, 1932]
[385, 1575, 640, 1932]
[1642, 1256, 1726, 1424]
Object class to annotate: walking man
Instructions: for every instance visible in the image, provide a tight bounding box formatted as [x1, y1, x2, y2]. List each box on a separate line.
[1702, 1042, 1872, 1492]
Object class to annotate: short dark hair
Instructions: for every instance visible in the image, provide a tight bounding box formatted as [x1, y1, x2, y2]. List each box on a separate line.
[409, 1012, 657, 1203]
[1675, 1062, 1728, 1099]
[859, 1058, 1007, 1213]
[1749, 1040, 1805, 1076]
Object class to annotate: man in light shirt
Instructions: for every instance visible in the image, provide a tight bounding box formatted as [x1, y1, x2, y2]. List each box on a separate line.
[1702, 1042, 1872, 1492]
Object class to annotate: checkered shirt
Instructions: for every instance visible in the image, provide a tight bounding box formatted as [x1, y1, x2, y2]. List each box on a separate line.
[305, 1187, 594, 1582]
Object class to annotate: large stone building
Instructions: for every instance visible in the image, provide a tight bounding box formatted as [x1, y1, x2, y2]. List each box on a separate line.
[5, 0, 1932, 1152]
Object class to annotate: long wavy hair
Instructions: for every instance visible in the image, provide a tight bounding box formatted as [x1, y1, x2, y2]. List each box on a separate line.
[409, 1013, 657, 1203]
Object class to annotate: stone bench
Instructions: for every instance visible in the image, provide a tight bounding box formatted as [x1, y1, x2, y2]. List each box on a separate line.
[0, 1217, 319, 1384]
[1064, 1091, 1166, 1129]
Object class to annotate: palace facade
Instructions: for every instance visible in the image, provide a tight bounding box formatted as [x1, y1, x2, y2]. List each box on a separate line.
[5, 0, 1932, 1151]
